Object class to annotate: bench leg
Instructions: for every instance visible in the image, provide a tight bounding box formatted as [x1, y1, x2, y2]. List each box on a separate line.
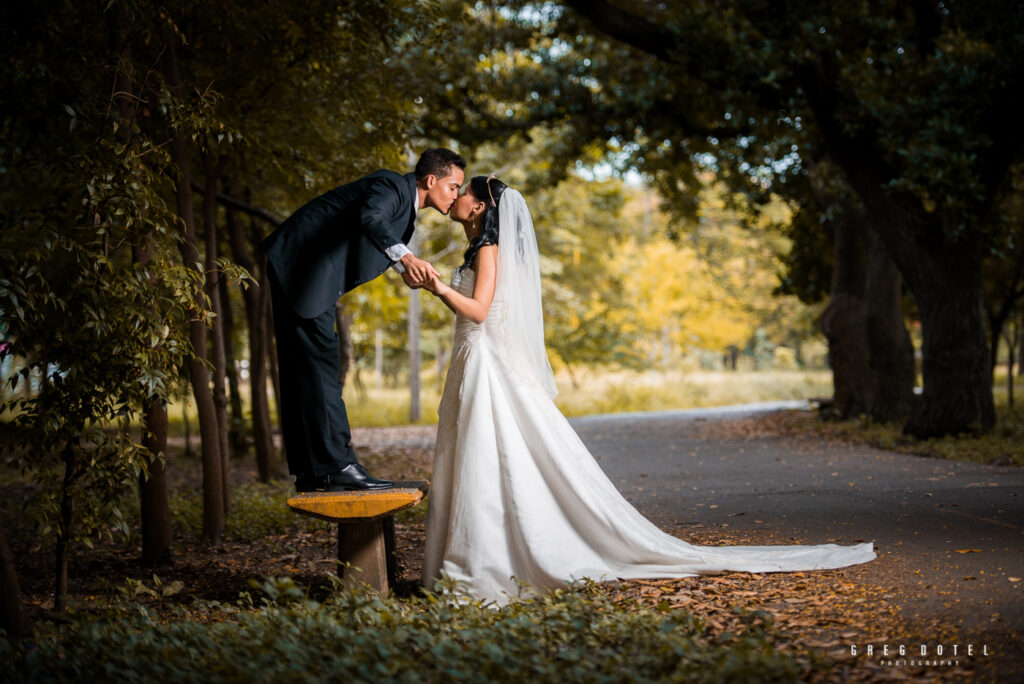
[384, 514, 397, 588]
[337, 519, 389, 593]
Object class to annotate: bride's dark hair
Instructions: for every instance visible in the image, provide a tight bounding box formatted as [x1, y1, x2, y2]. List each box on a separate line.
[461, 175, 507, 270]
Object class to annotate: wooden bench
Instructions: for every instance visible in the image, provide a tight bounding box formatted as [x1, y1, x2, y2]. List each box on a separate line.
[286, 481, 429, 594]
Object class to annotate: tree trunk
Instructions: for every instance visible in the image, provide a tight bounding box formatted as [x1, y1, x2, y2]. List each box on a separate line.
[1019, 313, 1024, 379]
[256, 217, 285, 456]
[54, 446, 75, 613]
[132, 238, 172, 562]
[164, 35, 223, 544]
[182, 394, 193, 459]
[855, 201, 991, 439]
[819, 216, 872, 418]
[798, 65, 995, 437]
[1017, 311, 1024, 381]
[984, 244, 1024, 375]
[408, 289, 422, 423]
[1005, 319, 1019, 409]
[0, 515, 31, 638]
[988, 326, 1002, 377]
[408, 229, 422, 423]
[202, 153, 231, 512]
[375, 329, 384, 389]
[863, 228, 914, 422]
[219, 268, 246, 458]
[138, 399, 171, 563]
[819, 211, 914, 421]
[901, 238, 995, 437]
[228, 204, 276, 481]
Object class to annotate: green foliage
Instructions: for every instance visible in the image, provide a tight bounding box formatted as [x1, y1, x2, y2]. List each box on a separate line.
[170, 480, 329, 541]
[0, 0, 218, 580]
[119, 574, 185, 602]
[0, 195, 197, 552]
[0, 579, 823, 682]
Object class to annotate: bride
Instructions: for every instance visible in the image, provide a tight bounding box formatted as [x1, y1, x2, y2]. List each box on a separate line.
[420, 175, 874, 604]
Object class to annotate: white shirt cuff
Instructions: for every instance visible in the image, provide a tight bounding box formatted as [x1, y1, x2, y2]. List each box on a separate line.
[386, 243, 413, 273]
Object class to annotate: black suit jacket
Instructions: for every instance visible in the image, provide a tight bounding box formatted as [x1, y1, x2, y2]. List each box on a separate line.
[261, 170, 417, 318]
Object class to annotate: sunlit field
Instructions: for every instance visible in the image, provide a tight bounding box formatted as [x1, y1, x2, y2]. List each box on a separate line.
[552, 368, 833, 418]
[215, 368, 834, 431]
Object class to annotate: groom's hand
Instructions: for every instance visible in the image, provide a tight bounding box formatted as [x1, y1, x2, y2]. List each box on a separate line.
[401, 270, 423, 289]
[400, 254, 440, 286]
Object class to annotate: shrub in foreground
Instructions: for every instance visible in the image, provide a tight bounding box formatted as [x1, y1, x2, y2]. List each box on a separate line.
[0, 577, 825, 683]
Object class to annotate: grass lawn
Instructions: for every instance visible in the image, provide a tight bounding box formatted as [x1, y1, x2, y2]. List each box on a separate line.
[160, 368, 835, 435]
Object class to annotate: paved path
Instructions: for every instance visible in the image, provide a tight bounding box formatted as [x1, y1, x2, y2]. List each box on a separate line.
[570, 403, 1024, 671]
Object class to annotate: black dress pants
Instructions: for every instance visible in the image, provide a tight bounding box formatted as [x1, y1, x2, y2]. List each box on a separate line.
[268, 266, 358, 477]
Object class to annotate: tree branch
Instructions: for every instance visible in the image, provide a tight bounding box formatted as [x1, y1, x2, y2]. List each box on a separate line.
[190, 181, 282, 226]
[563, 0, 681, 63]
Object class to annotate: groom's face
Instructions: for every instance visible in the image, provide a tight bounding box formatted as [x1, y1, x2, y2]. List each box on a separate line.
[423, 166, 465, 215]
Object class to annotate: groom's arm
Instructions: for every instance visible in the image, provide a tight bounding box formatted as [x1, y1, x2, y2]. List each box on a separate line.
[386, 243, 413, 273]
[360, 177, 436, 282]
[360, 176, 410, 255]
[385, 243, 413, 261]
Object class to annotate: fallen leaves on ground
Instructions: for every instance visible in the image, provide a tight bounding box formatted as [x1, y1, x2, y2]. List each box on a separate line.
[694, 408, 1023, 468]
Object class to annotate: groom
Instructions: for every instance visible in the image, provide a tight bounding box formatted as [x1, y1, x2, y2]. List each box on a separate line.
[262, 148, 467, 492]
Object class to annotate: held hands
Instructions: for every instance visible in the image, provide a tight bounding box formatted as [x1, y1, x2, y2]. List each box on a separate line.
[400, 254, 440, 289]
[401, 270, 422, 289]
[421, 273, 447, 296]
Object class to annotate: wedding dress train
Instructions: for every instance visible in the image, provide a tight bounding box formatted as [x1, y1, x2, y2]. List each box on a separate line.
[422, 268, 875, 605]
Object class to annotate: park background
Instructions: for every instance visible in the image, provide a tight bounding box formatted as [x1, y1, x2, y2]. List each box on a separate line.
[1, 1, 1022, 681]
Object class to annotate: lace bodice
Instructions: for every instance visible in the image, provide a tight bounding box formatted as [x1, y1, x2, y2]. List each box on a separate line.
[450, 266, 476, 297]
[450, 267, 506, 345]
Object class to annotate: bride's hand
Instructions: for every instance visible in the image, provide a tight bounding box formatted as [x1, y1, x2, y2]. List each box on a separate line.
[423, 274, 446, 295]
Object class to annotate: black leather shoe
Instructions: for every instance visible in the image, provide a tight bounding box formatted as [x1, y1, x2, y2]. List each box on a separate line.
[296, 464, 394, 492]
[328, 464, 393, 490]
[296, 464, 395, 491]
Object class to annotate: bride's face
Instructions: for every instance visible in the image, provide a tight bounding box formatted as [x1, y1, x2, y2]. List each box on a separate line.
[450, 186, 486, 233]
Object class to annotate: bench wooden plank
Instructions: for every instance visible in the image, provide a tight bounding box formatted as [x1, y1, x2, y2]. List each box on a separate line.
[286, 481, 428, 522]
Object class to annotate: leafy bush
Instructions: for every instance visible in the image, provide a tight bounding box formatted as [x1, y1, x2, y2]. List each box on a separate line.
[0, 578, 825, 682]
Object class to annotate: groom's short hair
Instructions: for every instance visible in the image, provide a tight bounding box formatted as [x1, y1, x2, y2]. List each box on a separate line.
[415, 148, 466, 181]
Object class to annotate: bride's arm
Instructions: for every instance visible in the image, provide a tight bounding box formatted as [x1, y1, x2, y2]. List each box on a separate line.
[426, 245, 497, 323]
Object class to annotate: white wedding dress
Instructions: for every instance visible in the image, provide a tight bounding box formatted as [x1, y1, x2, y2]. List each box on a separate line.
[422, 190, 874, 605]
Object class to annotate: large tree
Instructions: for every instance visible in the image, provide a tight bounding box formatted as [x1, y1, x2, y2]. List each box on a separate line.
[569, 0, 1024, 436]
[433, 0, 1023, 436]
[781, 160, 915, 421]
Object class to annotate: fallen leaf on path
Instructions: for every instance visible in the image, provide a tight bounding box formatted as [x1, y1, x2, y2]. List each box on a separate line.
[954, 549, 982, 553]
